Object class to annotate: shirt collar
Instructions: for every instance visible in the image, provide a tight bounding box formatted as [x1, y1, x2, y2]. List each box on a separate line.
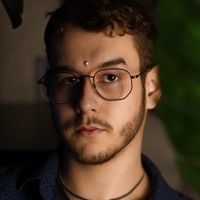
[142, 155, 184, 200]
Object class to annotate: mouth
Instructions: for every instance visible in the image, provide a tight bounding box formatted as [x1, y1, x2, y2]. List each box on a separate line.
[75, 126, 105, 136]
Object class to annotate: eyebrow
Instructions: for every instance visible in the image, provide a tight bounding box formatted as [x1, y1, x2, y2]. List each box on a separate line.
[97, 57, 127, 69]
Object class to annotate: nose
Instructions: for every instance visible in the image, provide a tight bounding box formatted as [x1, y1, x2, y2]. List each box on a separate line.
[74, 78, 99, 114]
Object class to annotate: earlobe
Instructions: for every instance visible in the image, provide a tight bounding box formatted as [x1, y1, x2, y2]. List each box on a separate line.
[145, 65, 162, 109]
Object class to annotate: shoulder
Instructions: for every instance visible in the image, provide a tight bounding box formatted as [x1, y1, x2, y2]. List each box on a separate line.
[0, 162, 44, 200]
[0, 149, 60, 200]
[0, 167, 20, 199]
[142, 155, 193, 200]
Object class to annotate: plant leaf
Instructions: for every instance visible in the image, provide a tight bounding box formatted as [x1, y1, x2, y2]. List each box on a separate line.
[177, 157, 200, 194]
[1, 0, 24, 29]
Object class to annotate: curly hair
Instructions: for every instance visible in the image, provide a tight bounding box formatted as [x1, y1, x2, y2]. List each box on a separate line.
[44, 0, 158, 69]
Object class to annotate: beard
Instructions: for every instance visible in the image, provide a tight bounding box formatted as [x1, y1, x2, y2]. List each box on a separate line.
[53, 91, 146, 165]
[69, 120, 144, 165]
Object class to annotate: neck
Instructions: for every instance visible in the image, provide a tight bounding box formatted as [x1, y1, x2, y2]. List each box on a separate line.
[58, 170, 146, 200]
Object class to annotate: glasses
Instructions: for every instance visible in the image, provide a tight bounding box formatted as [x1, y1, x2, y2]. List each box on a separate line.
[38, 66, 152, 104]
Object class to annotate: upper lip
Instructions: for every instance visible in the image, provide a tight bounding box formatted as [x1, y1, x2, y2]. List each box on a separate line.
[75, 125, 104, 132]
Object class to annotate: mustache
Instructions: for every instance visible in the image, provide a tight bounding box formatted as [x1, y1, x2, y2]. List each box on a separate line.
[64, 116, 113, 130]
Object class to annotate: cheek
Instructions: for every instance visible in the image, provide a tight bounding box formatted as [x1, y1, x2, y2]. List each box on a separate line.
[103, 95, 139, 127]
[117, 84, 144, 120]
[51, 104, 75, 126]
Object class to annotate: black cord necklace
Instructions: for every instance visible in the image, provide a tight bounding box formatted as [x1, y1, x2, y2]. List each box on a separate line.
[58, 171, 145, 200]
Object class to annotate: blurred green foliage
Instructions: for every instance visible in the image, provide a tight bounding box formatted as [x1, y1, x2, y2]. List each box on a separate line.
[156, 0, 200, 194]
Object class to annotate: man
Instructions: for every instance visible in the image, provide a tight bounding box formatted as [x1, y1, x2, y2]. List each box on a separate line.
[0, 0, 192, 199]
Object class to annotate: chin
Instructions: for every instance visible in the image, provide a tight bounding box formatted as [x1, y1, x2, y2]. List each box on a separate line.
[66, 141, 125, 165]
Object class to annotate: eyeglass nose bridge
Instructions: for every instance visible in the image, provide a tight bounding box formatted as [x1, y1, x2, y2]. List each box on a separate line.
[76, 74, 95, 86]
[78, 74, 94, 81]
[77, 74, 97, 93]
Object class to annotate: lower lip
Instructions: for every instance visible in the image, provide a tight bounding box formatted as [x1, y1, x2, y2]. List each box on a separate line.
[77, 128, 104, 136]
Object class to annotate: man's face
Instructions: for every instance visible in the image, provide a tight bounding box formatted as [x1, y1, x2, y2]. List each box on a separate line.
[50, 27, 148, 165]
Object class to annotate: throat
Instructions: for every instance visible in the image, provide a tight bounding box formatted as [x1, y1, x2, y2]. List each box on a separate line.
[57, 170, 146, 200]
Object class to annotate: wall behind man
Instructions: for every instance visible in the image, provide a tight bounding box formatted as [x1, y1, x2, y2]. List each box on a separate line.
[0, 0, 59, 104]
[0, 1, 60, 150]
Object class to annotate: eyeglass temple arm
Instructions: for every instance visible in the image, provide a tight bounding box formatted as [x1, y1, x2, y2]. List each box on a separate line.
[37, 77, 44, 84]
[37, 70, 52, 84]
[131, 64, 155, 79]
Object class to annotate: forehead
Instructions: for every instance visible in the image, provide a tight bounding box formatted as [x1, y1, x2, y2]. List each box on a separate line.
[50, 27, 140, 71]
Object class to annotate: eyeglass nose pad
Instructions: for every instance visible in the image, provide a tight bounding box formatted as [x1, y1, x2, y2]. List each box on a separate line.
[92, 84, 101, 98]
[70, 79, 85, 106]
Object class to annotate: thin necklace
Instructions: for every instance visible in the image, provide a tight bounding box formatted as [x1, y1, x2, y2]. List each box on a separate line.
[58, 171, 145, 200]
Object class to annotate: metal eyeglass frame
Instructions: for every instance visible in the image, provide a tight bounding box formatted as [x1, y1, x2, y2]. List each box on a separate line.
[37, 65, 154, 104]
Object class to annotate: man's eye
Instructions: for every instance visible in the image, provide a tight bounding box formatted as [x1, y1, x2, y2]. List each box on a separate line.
[103, 74, 119, 83]
[60, 77, 78, 85]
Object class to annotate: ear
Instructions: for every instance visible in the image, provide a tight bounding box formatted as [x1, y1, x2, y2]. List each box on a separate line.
[145, 65, 162, 109]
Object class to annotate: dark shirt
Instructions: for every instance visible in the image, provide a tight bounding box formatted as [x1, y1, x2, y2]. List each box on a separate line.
[0, 148, 192, 200]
